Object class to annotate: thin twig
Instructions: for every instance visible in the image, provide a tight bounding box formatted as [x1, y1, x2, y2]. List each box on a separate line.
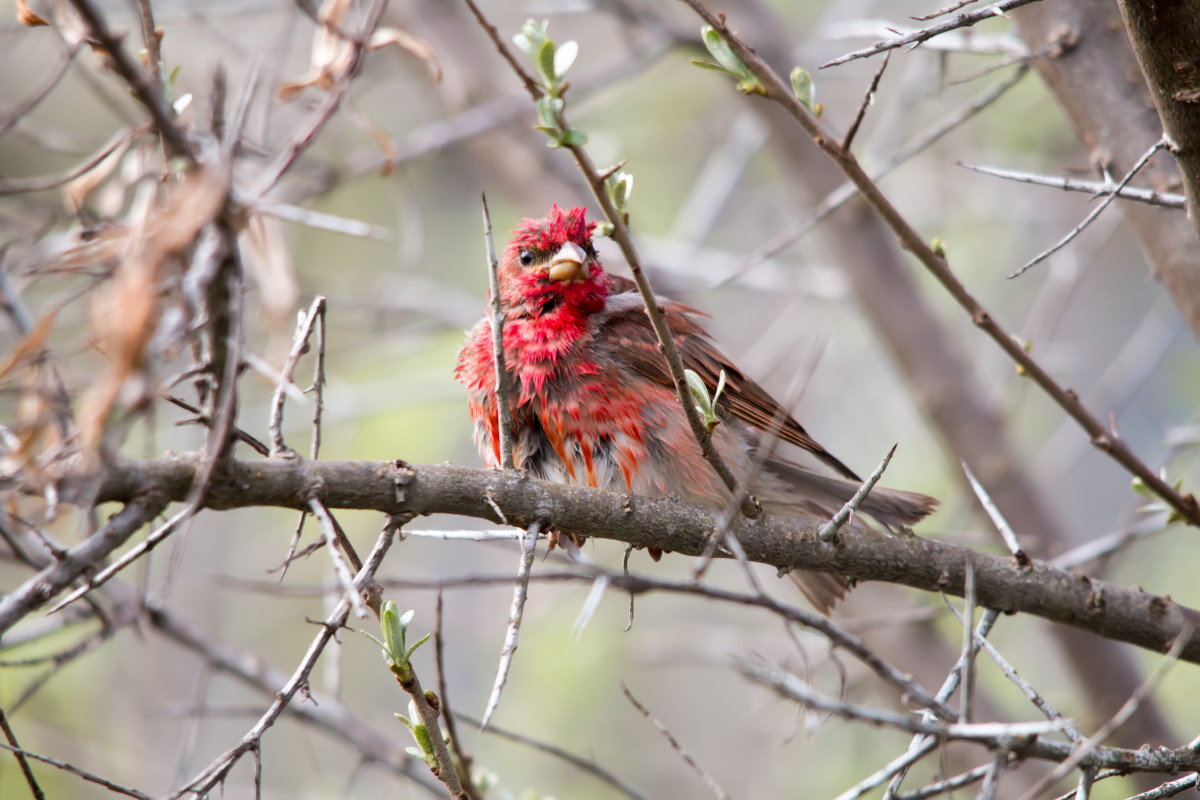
[842, 51, 892, 151]
[872, 609, 1002, 800]
[0, 742, 153, 800]
[912, 0, 981, 21]
[481, 192, 516, 470]
[268, 296, 327, 456]
[0, 707, 45, 800]
[307, 496, 368, 618]
[962, 461, 1029, 565]
[456, 711, 652, 800]
[65, 0, 194, 161]
[893, 763, 993, 800]
[621, 683, 733, 800]
[0, 44, 81, 139]
[0, 127, 135, 195]
[739, 654, 1068, 739]
[382, 566, 955, 721]
[817, 444, 896, 542]
[392, 629, 468, 799]
[479, 519, 541, 729]
[957, 162, 1186, 208]
[1118, 774, 1199, 800]
[958, 560, 976, 722]
[821, 0, 1041, 68]
[434, 592, 479, 800]
[1009, 138, 1167, 278]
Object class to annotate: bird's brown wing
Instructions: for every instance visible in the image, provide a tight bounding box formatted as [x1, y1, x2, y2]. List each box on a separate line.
[599, 280, 861, 481]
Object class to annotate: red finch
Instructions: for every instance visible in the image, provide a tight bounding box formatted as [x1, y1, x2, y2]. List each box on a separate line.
[455, 205, 937, 611]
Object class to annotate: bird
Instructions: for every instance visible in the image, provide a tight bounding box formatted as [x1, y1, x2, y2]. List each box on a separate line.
[454, 205, 938, 611]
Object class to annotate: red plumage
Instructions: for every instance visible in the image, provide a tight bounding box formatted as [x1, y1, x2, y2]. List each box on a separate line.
[455, 205, 938, 611]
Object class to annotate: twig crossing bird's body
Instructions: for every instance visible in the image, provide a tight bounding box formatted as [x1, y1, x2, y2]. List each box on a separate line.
[455, 206, 937, 611]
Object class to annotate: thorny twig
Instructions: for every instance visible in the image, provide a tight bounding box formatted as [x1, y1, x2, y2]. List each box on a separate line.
[481, 192, 517, 471]
[479, 519, 542, 729]
[739, 654, 1069, 740]
[0, 742, 152, 800]
[841, 51, 892, 152]
[456, 711, 651, 800]
[821, 0, 1041, 68]
[733, 63, 1029, 280]
[621, 683, 733, 800]
[816, 444, 896, 542]
[0, 707, 45, 800]
[1010, 138, 1167, 278]
[268, 295, 327, 456]
[65, 0, 194, 161]
[958, 162, 1188, 209]
[434, 592, 480, 800]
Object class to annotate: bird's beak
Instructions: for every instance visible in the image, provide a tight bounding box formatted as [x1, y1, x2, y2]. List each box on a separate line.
[546, 241, 590, 282]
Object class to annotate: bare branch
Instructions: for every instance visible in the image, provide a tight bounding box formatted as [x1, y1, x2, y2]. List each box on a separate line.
[64, 0, 194, 162]
[821, 0, 1041, 68]
[1010, 138, 1166, 278]
[479, 519, 541, 729]
[481, 192, 516, 471]
[621, 683, 732, 800]
[956, 162, 1187, 209]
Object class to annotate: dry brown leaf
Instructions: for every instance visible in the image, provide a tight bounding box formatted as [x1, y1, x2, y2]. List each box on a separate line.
[0, 310, 56, 381]
[280, 0, 352, 101]
[368, 27, 442, 84]
[62, 136, 133, 213]
[16, 0, 49, 26]
[80, 167, 230, 446]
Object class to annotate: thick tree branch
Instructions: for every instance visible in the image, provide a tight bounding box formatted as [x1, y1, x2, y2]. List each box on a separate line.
[20, 455, 1200, 664]
[1116, 0, 1200, 237]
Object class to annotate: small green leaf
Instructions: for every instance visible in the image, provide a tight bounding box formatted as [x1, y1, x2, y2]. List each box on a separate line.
[405, 631, 432, 661]
[554, 40, 578, 79]
[930, 237, 946, 257]
[702, 26, 745, 77]
[537, 38, 557, 86]
[790, 66, 815, 112]
[690, 58, 734, 75]
[594, 221, 615, 237]
[711, 369, 727, 406]
[561, 128, 588, 146]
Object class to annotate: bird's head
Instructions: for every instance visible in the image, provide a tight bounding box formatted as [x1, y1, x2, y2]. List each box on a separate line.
[499, 205, 610, 317]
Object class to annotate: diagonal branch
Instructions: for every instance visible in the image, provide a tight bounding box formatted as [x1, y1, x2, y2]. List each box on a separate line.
[675, 0, 1200, 528]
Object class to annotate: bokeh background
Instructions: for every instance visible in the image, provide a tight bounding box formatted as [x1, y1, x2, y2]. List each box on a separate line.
[2, 0, 1198, 797]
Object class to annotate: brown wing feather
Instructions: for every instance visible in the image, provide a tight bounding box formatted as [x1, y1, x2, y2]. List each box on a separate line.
[600, 280, 860, 481]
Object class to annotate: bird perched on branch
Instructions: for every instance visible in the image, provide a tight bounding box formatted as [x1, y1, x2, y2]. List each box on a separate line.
[455, 205, 937, 611]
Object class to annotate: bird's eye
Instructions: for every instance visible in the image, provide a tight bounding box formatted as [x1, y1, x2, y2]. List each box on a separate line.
[519, 249, 535, 267]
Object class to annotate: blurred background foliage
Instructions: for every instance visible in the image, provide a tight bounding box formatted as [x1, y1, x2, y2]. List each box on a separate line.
[1, 0, 1198, 797]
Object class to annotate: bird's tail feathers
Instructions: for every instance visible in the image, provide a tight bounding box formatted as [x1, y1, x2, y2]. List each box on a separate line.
[760, 460, 939, 529]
